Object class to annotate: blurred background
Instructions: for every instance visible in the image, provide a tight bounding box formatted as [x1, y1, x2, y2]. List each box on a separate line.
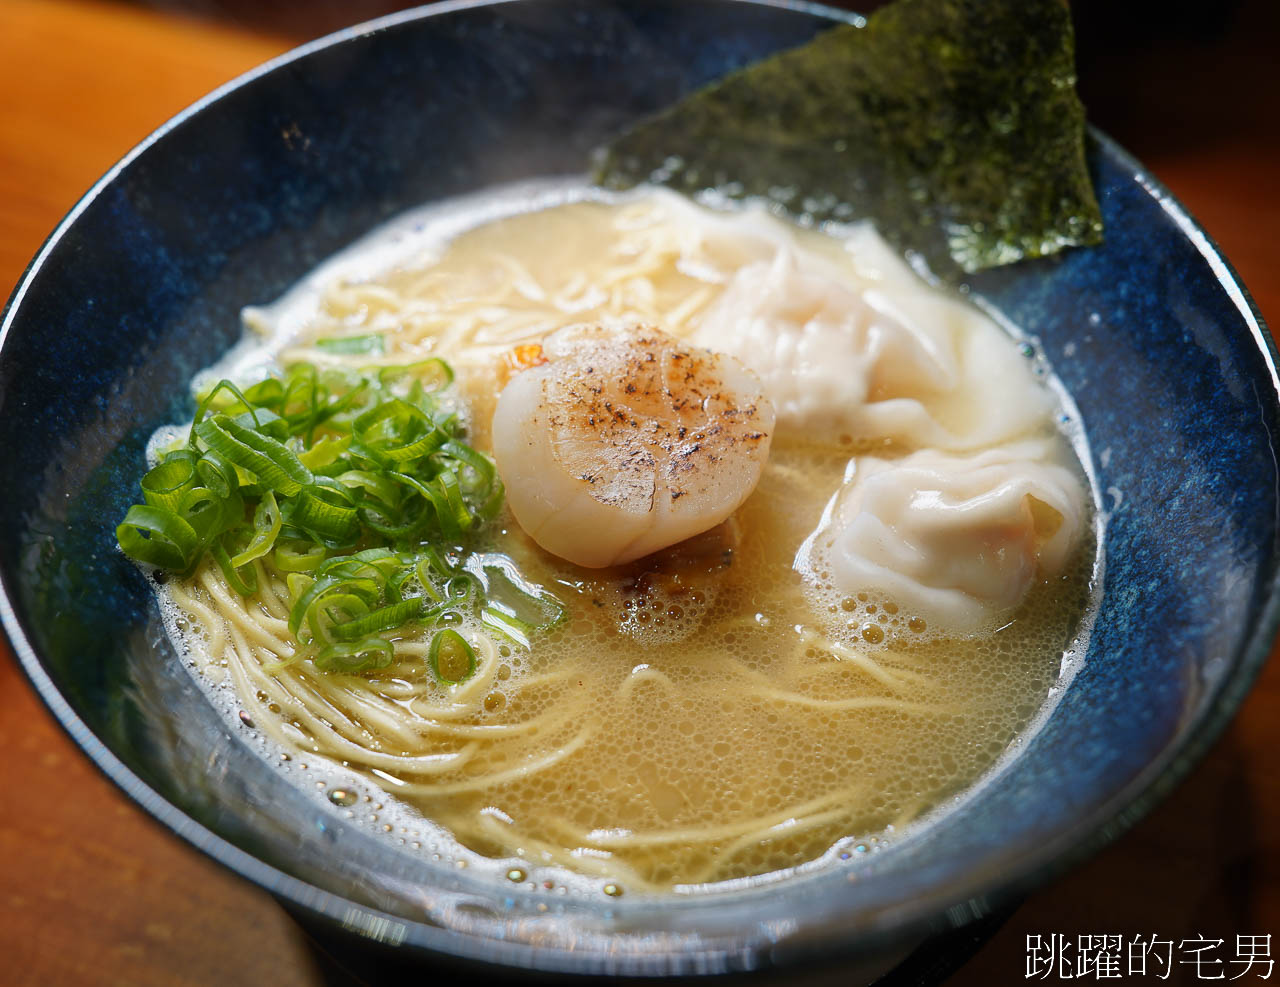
[132, 0, 1267, 163]
[1, 1, 1276, 984]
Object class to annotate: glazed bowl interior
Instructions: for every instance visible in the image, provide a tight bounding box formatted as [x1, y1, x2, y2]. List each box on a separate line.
[1, 0, 1276, 977]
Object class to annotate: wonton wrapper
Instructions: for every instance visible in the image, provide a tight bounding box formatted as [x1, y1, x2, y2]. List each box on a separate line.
[807, 439, 1086, 633]
[692, 229, 1054, 450]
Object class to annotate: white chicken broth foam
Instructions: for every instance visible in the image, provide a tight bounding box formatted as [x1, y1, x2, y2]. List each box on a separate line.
[156, 178, 1102, 895]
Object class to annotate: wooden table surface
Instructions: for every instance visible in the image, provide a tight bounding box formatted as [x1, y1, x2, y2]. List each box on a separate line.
[1, 1, 1276, 984]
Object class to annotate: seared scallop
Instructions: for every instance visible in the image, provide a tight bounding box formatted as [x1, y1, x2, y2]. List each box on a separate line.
[491, 324, 775, 568]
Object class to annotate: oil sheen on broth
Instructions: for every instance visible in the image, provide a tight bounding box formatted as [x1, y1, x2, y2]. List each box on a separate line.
[163, 182, 1096, 893]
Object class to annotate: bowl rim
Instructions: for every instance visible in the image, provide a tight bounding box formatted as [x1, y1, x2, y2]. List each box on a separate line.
[1, 0, 1277, 976]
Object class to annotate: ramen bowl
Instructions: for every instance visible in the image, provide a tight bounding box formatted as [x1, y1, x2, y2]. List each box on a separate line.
[0, 0, 1275, 979]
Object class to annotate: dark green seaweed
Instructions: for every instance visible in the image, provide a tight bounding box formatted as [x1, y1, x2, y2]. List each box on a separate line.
[594, 0, 1102, 279]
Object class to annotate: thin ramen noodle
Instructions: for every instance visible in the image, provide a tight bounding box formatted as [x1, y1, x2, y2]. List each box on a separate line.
[155, 181, 1098, 893]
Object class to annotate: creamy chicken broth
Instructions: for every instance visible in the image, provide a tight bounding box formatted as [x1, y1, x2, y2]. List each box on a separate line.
[156, 181, 1098, 893]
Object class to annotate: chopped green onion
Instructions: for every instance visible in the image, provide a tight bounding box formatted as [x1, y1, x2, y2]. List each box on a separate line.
[379, 358, 453, 392]
[274, 539, 327, 573]
[315, 637, 395, 674]
[117, 359, 557, 675]
[242, 376, 285, 408]
[230, 491, 281, 568]
[389, 471, 466, 541]
[211, 537, 259, 596]
[289, 575, 378, 640]
[298, 434, 351, 471]
[481, 606, 533, 649]
[176, 486, 238, 545]
[140, 454, 198, 511]
[285, 487, 360, 546]
[315, 333, 386, 355]
[331, 597, 426, 642]
[191, 378, 258, 438]
[195, 414, 313, 496]
[195, 449, 238, 499]
[116, 505, 201, 571]
[429, 629, 477, 685]
[303, 591, 372, 646]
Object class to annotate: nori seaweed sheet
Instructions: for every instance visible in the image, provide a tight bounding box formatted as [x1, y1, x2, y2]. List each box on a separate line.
[594, 0, 1103, 279]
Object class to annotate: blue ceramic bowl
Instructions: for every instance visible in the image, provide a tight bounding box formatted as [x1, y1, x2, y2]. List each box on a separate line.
[1, 0, 1275, 978]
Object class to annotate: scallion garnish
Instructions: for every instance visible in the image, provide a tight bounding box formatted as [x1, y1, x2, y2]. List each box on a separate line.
[315, 333, 387, 356]
[117, 360, 561, 677]
[428, 628, 477, 685]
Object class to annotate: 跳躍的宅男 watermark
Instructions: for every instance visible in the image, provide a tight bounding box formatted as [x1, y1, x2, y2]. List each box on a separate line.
[1025, 933, 1274, 980]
